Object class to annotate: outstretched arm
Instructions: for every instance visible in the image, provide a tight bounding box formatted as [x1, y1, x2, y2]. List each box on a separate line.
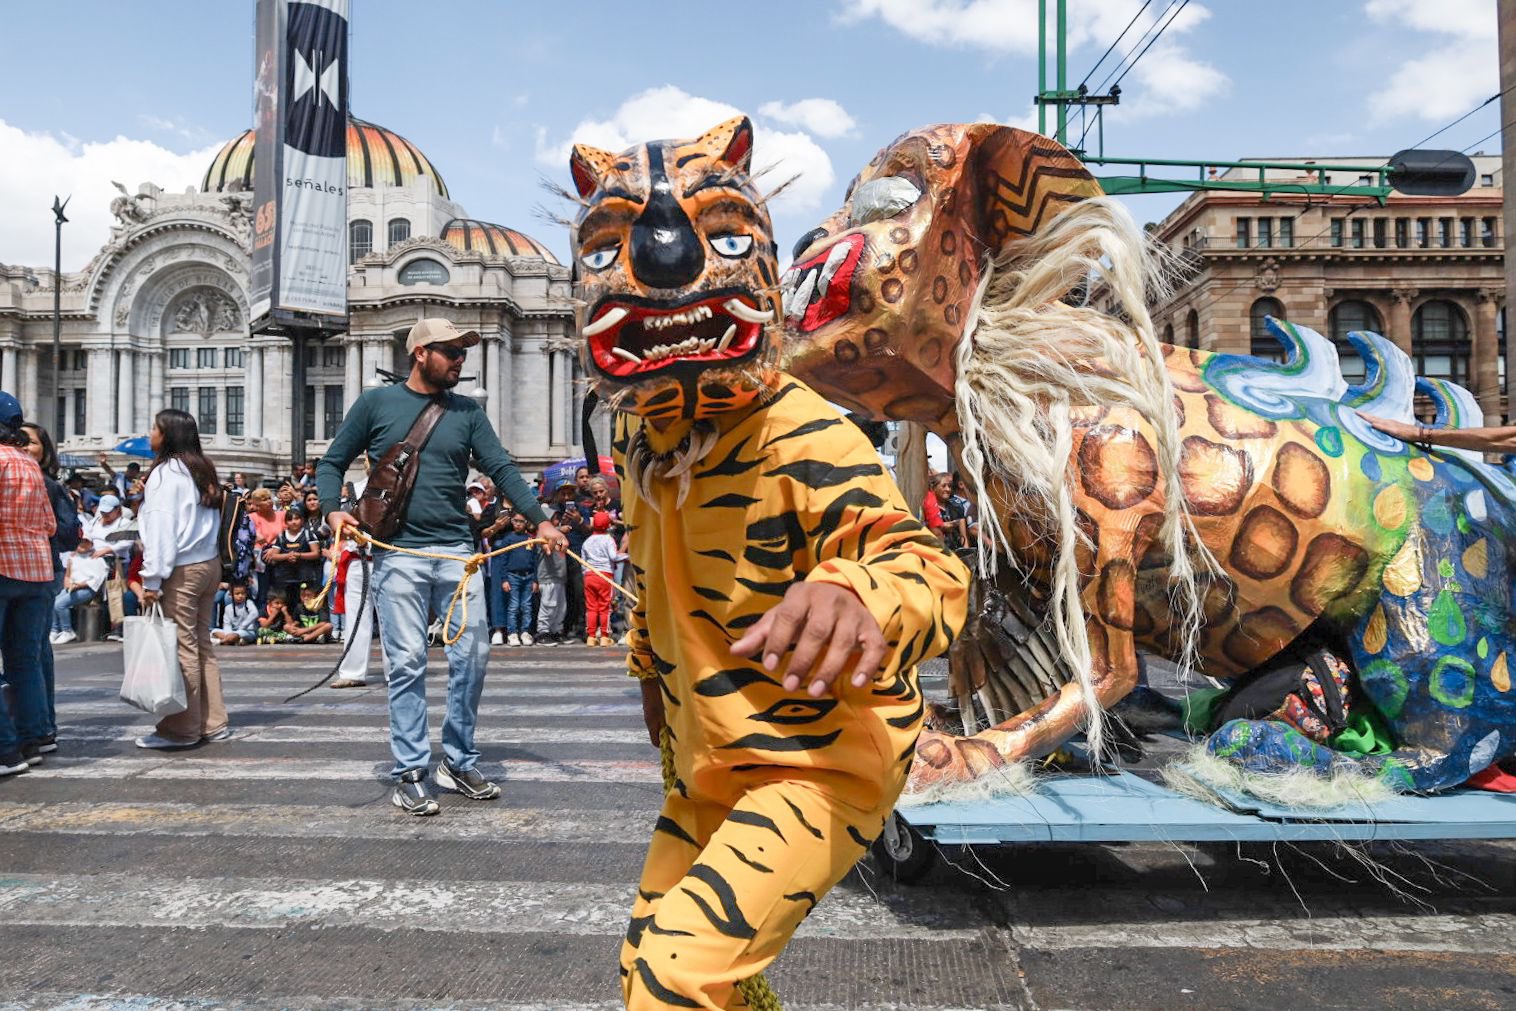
[1361, 414, 1516, 454]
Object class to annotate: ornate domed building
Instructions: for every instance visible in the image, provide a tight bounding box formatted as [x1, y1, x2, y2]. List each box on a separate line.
[0, 116, 590, 476]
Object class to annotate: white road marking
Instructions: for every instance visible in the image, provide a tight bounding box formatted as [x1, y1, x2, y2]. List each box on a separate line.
[26, 756, 662, 784]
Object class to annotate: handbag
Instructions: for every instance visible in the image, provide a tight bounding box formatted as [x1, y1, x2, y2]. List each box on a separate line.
[120, 603, 186, 717]
[105, 568, 127, 626]
[354, 396, 447, 542]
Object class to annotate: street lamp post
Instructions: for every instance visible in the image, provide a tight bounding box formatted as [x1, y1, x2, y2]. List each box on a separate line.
[50, 196, 69, 419]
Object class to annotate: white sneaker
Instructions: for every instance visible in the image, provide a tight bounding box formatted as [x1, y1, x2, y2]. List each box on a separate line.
[54, 630, 77, 645]
[427, 619, 443, 644]
[490, 630, 504, 646]
[507, 633, 521, 647]
[48, 631, 62, 644]
[519, 632, 534, 646]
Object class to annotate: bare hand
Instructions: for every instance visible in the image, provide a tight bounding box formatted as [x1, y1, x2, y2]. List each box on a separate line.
[326, 510, 359, 538]
[639, 678, 666, 748]
[730, 582, 888, 697]
[1358, 414, 1420, 443]
[536, 520, 569, 555]
[140, 589, 161, 608]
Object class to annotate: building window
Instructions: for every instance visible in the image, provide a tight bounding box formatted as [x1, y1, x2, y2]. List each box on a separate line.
[323, 385, 344, 438]
[1358, 173, 1373, 186]
[70, 350, 86, 371]
[226, 386, 244, 436]
[387, 218, 411, 247]
[197, 347, 218, 369]
[1483, 173, 1496, 187]
[169, 348, 190, 370]
[1328, 301, 1380, 384]
[225, 348, 245, 369]
[304, 343, 319, 369]
[198, 387, 217, 436]
[1250, 297, 1285, 362]
[1330, 218, 1343, 247]
[1460, 218, 1475, 247]
[55, 396, 66, 437]
[1416, 218, 1430, 248]
[1394, 218, 1409, 249]
[349, 219, 373, 263]
[304, 385, 316, 445]
[1351, 218, 1365, 248]
[1278, 217, 1293, 248]
[1235, 218, 1250, 249]
[73, 390, 85, 435]
[1372, 218, 1387, 249]
[1257, 217, 1273, 248]
[1163, 323, 1174, 345]
[1483, 217, 1499, 248]
[170, 387, 189, 414]
[1184, 309, 1200, 350]
[1438, 218, 1453, 248]
[322, 345, 346, 369]
[1412, 300, 1471, 385]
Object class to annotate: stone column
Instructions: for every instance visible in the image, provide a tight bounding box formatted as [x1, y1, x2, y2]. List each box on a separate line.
[247, 347, 265, 444]
[1388, 289, 1417, 357]
[115, 350, 135, 435]
[86, 348, 113, 435]
[484, 335, 501, 432]
[518, 336, 552, 459]
[1474, 289, 1503, 422]
[147, 352, 164, 422]
[18, 347, 39, 425]
[1, 346, 16, 394]
[264, 343, 291, 455]
[343, 335, 361, 406]
[497, 322, 516, 446]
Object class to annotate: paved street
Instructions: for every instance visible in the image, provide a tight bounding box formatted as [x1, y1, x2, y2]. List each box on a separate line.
[0, 643, 1513, 1010]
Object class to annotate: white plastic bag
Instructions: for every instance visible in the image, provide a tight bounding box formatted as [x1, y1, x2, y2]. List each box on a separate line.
[120, 604, 186, 717]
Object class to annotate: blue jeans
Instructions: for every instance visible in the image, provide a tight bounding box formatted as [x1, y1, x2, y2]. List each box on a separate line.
[52, 586, 95, 632]
[504, 571, 534, 635]
[40, 570, 60, 738]
[485, 555, 509, 631]
[0, 575, 52, 754]
[372, 543, 488, 777]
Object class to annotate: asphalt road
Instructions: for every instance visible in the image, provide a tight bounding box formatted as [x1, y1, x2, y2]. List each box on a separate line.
[0, 641, 1512, 1010]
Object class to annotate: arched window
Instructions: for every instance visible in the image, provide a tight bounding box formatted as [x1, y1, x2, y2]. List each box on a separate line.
[349, 219, 373, 263]
[387, 217, 411, 247]
[1249, 297, 1285, 362]
[1329, 299, 1381, 384]
[1412, 299, 1471, 385]
[1184, 309, 1199, 350]
[1162, 323, 1174, 346]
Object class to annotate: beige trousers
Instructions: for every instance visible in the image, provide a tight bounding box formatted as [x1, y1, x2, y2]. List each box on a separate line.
[154, 558, 227, 741]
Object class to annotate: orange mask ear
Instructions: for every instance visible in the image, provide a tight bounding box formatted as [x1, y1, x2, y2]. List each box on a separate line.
[963, 124, 1103, 255]
[569, 143, 616, 199]
[697, 115, 755, 174]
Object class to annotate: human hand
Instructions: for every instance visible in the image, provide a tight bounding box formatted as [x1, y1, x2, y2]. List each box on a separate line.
[140, 588, 161, 608]
[326, 511, 359, 539]
[639, 678, 666, 748]
[730, 582, 888, 697]
[536, 520, 569, 555]
[1358, 414, 1422, 444]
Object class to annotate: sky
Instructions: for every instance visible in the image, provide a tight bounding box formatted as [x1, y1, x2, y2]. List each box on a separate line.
[0, 0, 1500, 273]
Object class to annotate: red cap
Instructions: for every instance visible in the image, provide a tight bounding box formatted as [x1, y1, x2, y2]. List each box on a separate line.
[592, 510, 611, 532]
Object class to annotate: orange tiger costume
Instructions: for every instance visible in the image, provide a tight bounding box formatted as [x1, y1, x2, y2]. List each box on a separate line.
[568, 117, 969, 1010]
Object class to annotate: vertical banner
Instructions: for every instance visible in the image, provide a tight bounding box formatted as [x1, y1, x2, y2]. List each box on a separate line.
[250, 0, 349, 331]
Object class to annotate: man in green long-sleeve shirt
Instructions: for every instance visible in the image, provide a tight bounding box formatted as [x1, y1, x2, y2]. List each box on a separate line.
[320, 318, 567, 816]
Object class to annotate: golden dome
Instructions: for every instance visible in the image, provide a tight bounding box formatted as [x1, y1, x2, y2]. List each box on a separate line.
[201, 116, 449, 199]
[441, 218, 559, 264]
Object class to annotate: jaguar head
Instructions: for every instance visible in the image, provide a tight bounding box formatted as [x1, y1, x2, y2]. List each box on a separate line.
[779, 123, 1101, 425]
[569, 116, 783, 422]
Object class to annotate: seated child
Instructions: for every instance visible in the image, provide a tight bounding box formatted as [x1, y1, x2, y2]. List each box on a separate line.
[211, 582, 260, 646]
[256, 591, 299, 644]
[288, 584, 335, 644]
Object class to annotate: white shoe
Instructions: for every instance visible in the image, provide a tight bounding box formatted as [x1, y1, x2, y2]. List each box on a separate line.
[427, 620, 443, 644]
[490, 631, 504, 646]
[54, 630, 77, 645]
[519, 632, 534, 646]
[48, 631, 62, 644]
[507, 633, 521, 647]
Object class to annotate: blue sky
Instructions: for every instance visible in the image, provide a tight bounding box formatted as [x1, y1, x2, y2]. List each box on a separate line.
[0, 0, 1497, 270]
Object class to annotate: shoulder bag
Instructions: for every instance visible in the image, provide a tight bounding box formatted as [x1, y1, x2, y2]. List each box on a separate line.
[353, 395, 447, 542]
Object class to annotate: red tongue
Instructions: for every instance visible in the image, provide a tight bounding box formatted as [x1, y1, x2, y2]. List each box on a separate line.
[795, 235, 863, 334]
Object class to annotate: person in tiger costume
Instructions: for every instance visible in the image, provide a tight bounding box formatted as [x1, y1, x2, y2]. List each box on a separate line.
[566, 115, 970, 1010]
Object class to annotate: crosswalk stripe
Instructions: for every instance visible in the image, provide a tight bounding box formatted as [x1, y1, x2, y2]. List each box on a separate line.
[8, 993, 970, 1011]
[55, 725, 653, 744]
[0, 872, 981, 941]
[45, 702, 645, 719]
[1007, 913, 1516, 954]
[54, 684, 643, 699]
[27, 756, 662, 783]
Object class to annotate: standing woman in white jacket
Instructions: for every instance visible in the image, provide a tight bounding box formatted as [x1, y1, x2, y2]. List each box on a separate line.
[134, 409, 229, 750]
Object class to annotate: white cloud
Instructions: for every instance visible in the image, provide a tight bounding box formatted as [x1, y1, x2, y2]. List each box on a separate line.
[974, 106, 1040, 132]
[535, 86, 836, 212]
[0, 119, 220, 270]
[1364, 0, 1496, 125]
[757, 98, 858, 138]
[837, 0, 1229, 119]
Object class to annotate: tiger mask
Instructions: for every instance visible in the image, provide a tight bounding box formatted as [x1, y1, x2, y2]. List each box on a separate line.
[569, 115, 783, 421]
[779, 123, 1101, 426]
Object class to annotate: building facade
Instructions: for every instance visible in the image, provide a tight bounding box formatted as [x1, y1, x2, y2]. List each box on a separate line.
[0, 116, 599, 477]
[1149, 154, 1507, 422]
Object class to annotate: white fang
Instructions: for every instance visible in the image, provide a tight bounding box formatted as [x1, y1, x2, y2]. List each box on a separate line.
[724, 299, 773, 324]
[582, 307, 628, 338]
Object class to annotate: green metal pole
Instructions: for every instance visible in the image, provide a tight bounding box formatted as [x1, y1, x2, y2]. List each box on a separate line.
[1038, 0, 1047, 136]
[1056, 0, 1068, 143]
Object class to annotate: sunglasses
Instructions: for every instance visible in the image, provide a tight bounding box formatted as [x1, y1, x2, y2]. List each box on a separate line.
[428, 344, 467, 361]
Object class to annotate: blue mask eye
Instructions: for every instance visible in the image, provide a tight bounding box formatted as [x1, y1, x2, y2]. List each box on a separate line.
[709, 233, 753, 258]
[581, 245, 619, 271]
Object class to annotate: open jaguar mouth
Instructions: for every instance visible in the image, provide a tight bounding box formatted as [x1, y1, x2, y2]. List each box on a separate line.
[780, 232, 865, 334]
[582, 289, 773, 379]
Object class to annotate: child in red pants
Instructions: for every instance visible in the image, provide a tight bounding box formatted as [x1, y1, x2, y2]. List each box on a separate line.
[581, 511, 621, 646]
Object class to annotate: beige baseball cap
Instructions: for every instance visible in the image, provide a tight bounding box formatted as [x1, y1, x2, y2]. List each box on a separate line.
[406, 318, 481, 354]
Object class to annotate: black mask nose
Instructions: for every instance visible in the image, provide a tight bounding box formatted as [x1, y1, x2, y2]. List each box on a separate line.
[630, 145, 705, 290]
[792, 227, 828, 261]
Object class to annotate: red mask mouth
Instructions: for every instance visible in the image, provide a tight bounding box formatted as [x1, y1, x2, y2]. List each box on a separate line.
[582, 290, 772, 379]
[781, 232, 865, 334]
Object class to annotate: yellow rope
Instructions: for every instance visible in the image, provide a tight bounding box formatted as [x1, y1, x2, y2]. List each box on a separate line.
[308, 523, 638, 647]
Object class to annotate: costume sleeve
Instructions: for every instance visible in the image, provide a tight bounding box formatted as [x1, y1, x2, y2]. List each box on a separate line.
[318, 391, 370, 517]
[796, 429, 970, 677]
[471, 408, 550, 526]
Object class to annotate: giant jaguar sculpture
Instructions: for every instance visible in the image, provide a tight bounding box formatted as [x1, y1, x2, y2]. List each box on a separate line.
[781, 122, 1516, 795]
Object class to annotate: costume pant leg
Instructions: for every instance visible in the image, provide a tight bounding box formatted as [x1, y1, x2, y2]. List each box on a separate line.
[621, 777, 887, 1011]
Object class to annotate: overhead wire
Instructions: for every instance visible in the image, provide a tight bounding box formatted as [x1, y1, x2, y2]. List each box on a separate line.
[1078, 0, 1190, 151]
[1077, 0, 1153, 89]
